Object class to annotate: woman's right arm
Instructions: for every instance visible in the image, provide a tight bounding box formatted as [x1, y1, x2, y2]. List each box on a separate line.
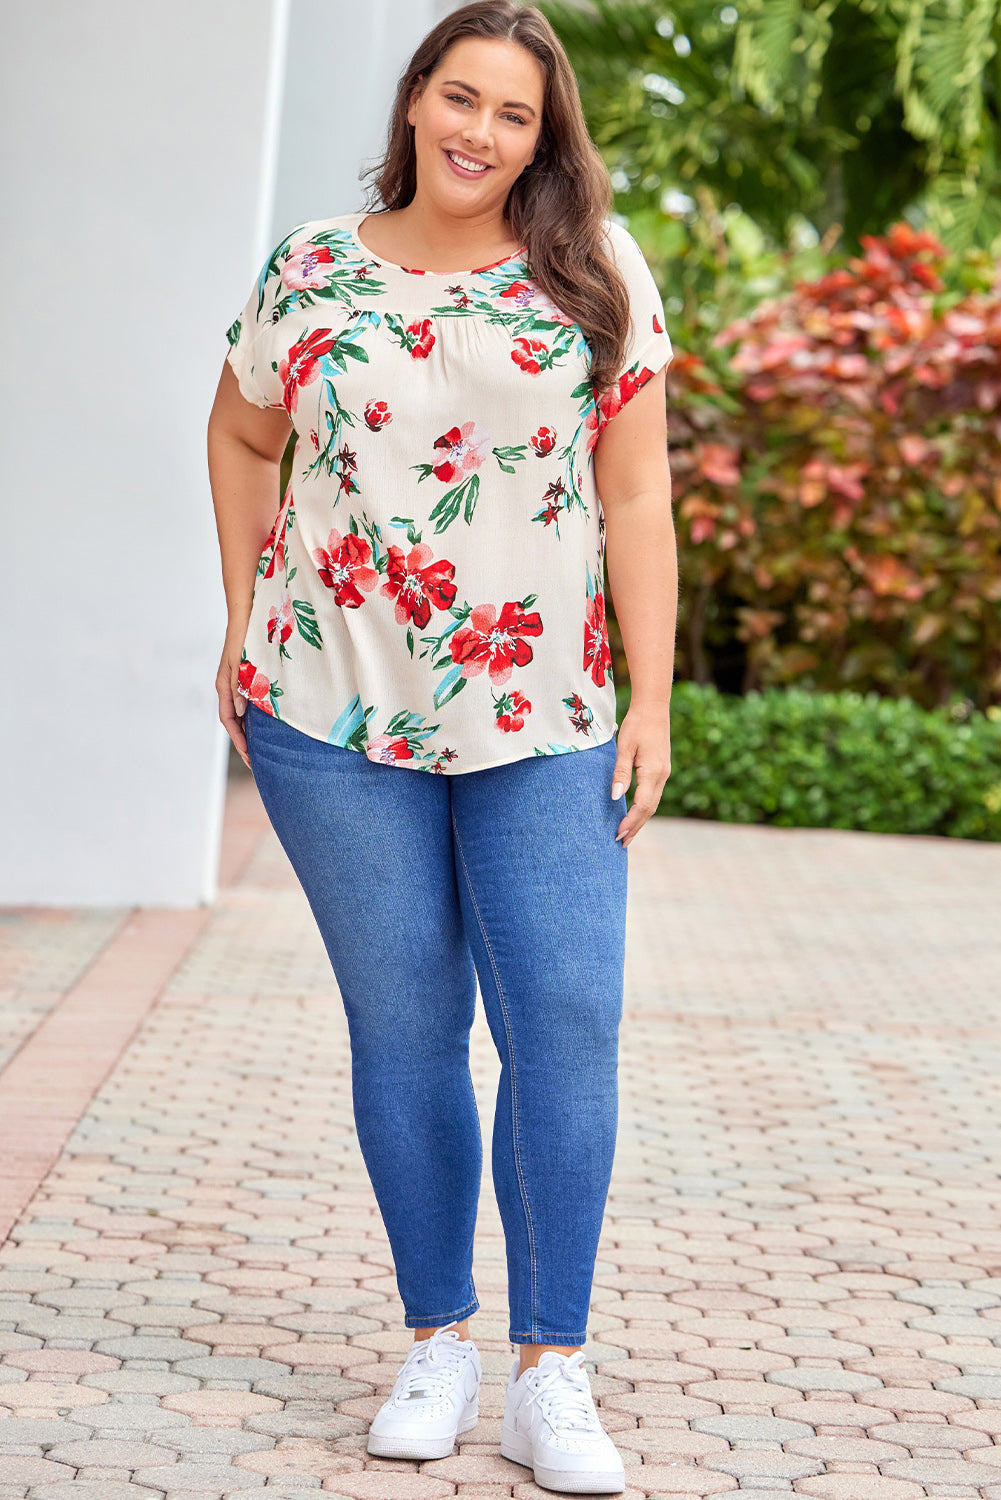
[206, 360, 292, 768]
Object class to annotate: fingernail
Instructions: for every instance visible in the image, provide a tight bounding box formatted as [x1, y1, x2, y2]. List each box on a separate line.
[611, 782, 623, 799]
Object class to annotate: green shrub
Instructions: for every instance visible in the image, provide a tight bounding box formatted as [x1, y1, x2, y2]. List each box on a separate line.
[665, 225, 1001, 710]
[617, 682, 1001, 841]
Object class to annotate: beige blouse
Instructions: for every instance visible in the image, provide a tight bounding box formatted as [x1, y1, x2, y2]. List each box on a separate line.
[226, 209, 673, 773]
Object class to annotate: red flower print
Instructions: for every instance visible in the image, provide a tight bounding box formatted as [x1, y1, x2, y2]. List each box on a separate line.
[364, 400, 393, 431]
[593, 366, 657, 435]
[501, 280, 576, 326]
[282, 242, 335, 291]
[310, 429, 319, 451]
[266, 589, 294, 647]
[653, 312, 665, 333]
[534, 477, 566, 528]
[450, 601, 543, 685]
[237, 659, 274, 716]
[333, 443, 358, 497]
[500, 280, 534, 304]
[381, 543, 457, 629]
[279, 328, 338, 415]
[584, 403, 600, 456]
[495, 690, 532, 733]
[312, 528, 379, 607]
[366, 734, 415, 764]
[430, 422, 489, 483]
[530, 425, 557, 457]
[511, 337, 548, 376]
[584, 590, 612, 687]
[564, 691, 594, 735]
[407, 319, 436, 359]
[261, 506, 289, 579]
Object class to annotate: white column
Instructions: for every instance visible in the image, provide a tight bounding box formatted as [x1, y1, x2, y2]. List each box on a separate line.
[0, 0, 287, 905]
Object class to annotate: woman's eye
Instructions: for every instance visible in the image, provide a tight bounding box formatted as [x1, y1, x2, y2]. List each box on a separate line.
[446, 94, 527, 125]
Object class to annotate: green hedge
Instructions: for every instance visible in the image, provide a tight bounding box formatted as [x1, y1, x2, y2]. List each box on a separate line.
[616, 682, 1001, 841]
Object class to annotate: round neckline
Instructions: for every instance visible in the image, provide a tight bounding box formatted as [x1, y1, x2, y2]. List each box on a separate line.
[348, 210, 526, 278]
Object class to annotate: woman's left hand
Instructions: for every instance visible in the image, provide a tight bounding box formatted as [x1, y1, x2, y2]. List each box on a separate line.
[610, 701, 672, 848]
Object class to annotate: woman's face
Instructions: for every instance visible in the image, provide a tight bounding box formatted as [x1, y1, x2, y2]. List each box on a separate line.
[406, 37, 545, 218]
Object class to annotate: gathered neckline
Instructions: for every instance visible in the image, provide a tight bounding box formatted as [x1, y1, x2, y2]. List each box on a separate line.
[347, 210, 526, 278]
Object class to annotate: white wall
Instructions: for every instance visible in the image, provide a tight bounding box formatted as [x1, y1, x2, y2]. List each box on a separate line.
[272, 0, 436, 238]
[0, 0, 283, 905]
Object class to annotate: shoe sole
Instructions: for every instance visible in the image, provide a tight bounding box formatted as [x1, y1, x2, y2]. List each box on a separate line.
[367, 1402, 478, 1460]
[501, 1424, 625, 1494]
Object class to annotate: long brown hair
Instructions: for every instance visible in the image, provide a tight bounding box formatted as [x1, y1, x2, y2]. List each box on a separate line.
[359, 0, 630, 394]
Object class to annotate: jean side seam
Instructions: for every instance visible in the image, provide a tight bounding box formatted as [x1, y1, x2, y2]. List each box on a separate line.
[451, 808, 539, 1341]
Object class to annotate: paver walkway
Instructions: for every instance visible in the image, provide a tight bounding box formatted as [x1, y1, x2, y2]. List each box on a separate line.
[1, 759, 1001, 1498]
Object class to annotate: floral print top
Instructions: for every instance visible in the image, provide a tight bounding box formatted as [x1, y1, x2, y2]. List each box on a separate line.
[225, 208, 672, 774]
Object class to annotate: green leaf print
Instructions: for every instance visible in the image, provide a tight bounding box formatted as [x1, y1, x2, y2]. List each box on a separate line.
[420, 606, 467, 665]
[328, 693, 377, 753]
[292, 599, 322, 650]
[309, 269, 387, 307]
[355, 511, 387, 570]
[433, 664, 467, 710]
[492, 444, 527, 475]
[306, 373, 359, 490]
[374, 710, 444, 763]
[269, 233, 387, 318]
[428, 473, 480, 532]
[389, 515, 422, 546]
[406, 627, 415, 657]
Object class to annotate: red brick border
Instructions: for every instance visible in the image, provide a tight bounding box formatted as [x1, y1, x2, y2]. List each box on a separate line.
[0, 907, 210, 1242]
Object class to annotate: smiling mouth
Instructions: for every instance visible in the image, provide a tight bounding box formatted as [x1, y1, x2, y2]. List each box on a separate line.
[445, 149, 491, 174]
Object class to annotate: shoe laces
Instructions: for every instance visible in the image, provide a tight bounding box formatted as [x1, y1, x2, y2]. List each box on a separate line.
[525, 1350, 600, 1433]
[393, 1321, 470, 1403]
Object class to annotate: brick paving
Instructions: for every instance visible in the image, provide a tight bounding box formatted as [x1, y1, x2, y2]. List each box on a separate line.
[1, 761, 1000, 1497]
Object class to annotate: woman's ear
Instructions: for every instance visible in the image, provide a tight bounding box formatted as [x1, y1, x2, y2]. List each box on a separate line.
[406, 74, 425, 128]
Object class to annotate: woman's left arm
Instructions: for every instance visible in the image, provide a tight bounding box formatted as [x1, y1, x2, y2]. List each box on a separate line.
[593, 365, 677, 848]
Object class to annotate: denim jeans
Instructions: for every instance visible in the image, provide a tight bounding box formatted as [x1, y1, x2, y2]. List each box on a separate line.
[244, 701, 628, 1345]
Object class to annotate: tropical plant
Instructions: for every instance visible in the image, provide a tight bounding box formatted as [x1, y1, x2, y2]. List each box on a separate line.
[664, 223, 1001, 707]
[539, 0, 1001, 255]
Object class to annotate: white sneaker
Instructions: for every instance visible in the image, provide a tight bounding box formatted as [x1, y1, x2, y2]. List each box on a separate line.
[501, 1349, 626, 1493]
[366, 1320, 481, 1460]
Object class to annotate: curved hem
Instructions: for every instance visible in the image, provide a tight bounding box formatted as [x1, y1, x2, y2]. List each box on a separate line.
[239, 691, 619, 775]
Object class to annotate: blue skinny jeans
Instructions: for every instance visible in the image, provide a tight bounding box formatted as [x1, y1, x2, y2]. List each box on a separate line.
[244, 701, 628, 1346]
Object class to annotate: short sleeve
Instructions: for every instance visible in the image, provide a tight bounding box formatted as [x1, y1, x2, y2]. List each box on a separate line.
[224, 241, 291, 410]
[593, 219, 673, 436]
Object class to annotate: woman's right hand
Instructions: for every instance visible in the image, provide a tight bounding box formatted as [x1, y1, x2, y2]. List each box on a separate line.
[217, 624, 252, 771]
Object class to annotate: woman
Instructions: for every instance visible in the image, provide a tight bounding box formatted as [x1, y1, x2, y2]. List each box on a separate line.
[207, 1, 676, 1492]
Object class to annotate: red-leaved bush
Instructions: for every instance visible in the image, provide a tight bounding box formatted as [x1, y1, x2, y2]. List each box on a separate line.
[666, 223, 1001, 707]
